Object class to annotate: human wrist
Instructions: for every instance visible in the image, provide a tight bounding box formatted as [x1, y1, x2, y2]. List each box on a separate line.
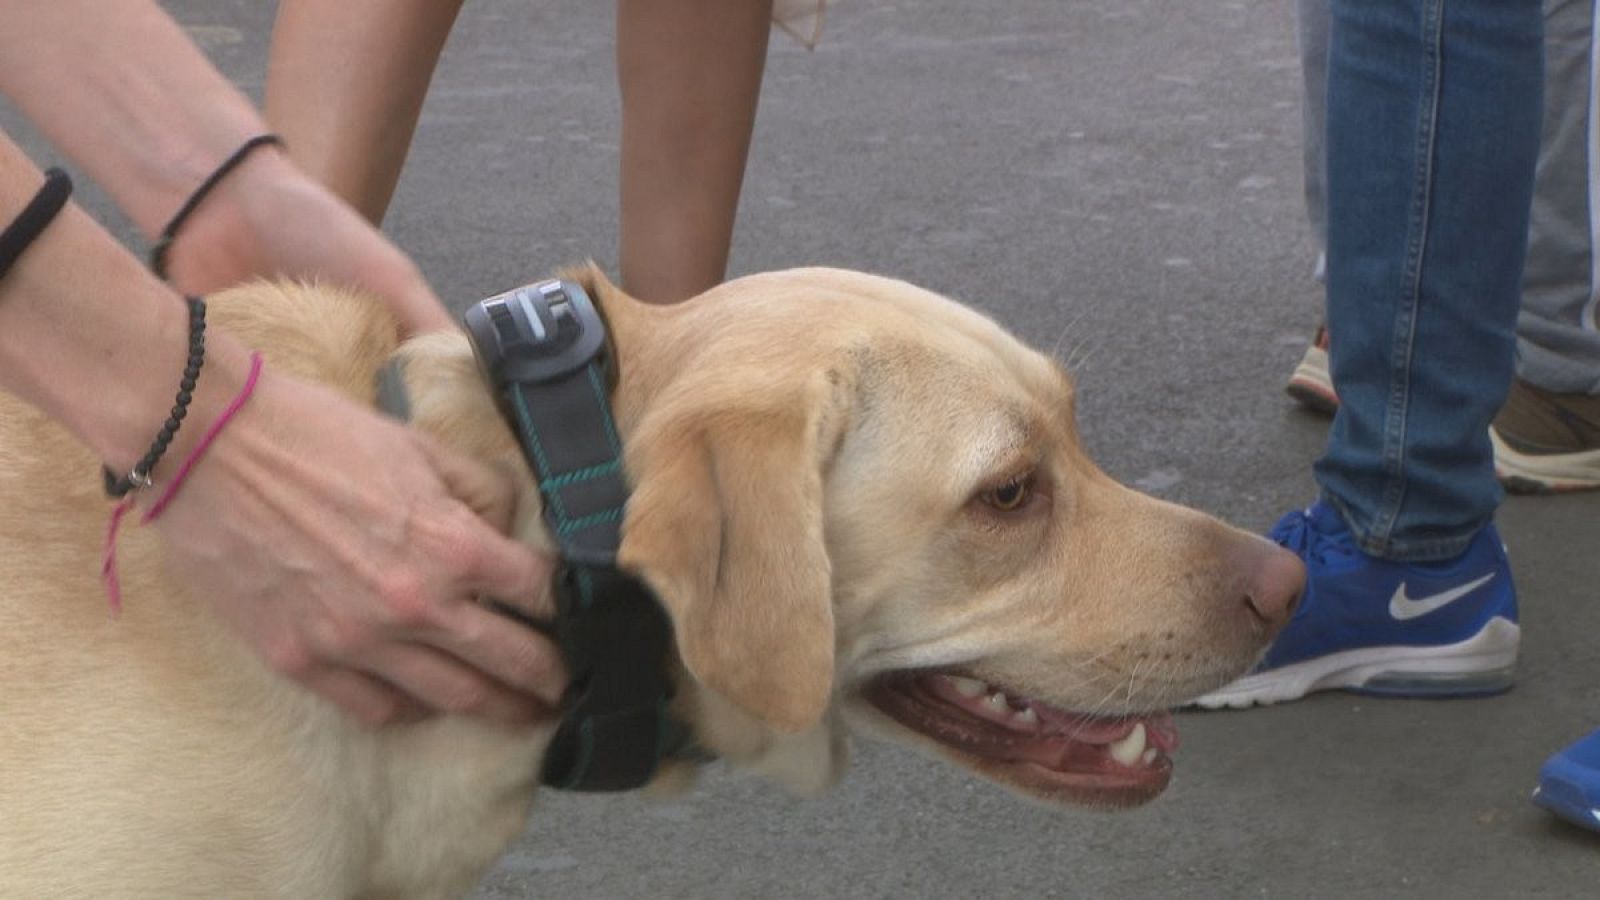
[150, 149, 456, 337]
[0, 205, 251, 482]
[103, 298, 206, 496]
[124, 113, 276, 236]
[146, 138, 298, 291]
[17, 274, 255, 484]
[98, 300, 257, 486]
[146, 135, 284, 280]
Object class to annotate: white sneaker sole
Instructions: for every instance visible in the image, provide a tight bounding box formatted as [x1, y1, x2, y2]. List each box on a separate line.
[1490, 428, 1600, 494]
[1190, 617, 1520, 709]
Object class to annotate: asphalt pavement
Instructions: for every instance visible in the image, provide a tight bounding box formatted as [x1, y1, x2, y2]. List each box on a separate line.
[6, 1, 1596, 896]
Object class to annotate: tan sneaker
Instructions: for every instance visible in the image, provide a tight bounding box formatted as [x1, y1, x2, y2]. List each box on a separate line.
[1491, 378, 1600, 493]
[1286, 327, 1598, 493]
[1286, 324, 1337, 415]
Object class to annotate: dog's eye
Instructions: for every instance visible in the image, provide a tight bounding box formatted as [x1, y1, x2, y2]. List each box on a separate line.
[983, 477, 1032, 512]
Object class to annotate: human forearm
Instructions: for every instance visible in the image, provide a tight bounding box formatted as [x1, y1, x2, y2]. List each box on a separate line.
[0, 134, 252, 474]
[0, 0, 454, 336]
[0, 0, 269, 240]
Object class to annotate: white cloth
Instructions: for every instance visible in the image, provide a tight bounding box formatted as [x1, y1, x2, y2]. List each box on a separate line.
[773, 0, 829, 49]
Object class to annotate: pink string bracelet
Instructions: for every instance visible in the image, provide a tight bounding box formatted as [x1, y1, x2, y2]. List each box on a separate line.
[102, 351, 265, 613]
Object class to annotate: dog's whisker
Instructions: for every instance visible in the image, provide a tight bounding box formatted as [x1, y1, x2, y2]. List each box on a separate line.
[1124, 657, 1147, 710]
[1045, 308, 1090, 364]
[1063, 343, 1100, 375]
[1079, 678, 1132, 720]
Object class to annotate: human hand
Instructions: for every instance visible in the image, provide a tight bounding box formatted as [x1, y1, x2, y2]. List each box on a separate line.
[148, 353, 564, 726]
[157, 148, 455, 338]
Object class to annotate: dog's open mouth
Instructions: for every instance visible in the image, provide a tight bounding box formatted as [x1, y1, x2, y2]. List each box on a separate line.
[864, 672, 1178, 808]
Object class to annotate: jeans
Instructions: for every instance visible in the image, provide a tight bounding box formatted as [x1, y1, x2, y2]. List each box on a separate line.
[1314, 0, 1544, 561]
[1301, 0, 1600, 396]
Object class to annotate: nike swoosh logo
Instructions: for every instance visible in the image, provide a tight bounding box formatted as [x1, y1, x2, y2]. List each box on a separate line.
[1388, 572, 1496, 621]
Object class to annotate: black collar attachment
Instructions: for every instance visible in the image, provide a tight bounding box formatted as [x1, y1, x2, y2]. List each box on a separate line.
[464, 279, 690, 791]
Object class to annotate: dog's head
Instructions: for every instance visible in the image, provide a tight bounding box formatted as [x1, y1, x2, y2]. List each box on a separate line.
[401, 265, 1301, 808]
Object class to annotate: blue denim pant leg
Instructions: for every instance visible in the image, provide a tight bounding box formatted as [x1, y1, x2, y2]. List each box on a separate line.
[1314, 0, 1544, 561]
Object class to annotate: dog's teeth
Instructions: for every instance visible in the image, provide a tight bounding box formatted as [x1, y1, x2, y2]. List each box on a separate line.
[984, 692, 1009, 713]
[1141, 748, 1158, 766]
[1013, 707, 1039, 727]
[1108, 723, 1147, 766]
[946, 676, 987, 698]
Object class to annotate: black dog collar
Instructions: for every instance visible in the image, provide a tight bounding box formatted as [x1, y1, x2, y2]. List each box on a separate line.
[464, 279, 691, 791]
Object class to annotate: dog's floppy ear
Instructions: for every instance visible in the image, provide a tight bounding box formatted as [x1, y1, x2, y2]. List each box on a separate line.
[619, 367, 851, 734]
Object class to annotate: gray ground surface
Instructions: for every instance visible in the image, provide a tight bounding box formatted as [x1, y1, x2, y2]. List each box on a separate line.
[7, 1, 1597, 896]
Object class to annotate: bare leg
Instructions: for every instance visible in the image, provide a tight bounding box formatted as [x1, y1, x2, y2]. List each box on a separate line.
[264, 0, 464, 224]
[617, 0, 774, 304]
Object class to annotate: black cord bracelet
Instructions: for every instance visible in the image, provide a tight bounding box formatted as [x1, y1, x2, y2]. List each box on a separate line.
[0, 168, 73, 283]
[104, 296, 208, 498]
[149, 134, 283, 280]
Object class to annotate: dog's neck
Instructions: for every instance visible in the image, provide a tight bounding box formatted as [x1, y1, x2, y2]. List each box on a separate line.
[571, 278, 849, 793]
[585, 277, 706, 438]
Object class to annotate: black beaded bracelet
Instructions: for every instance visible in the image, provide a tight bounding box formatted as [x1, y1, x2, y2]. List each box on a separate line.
[104, 296, 208, 497]
[0, 168, 73, 283]
[149, 134, 283, 280]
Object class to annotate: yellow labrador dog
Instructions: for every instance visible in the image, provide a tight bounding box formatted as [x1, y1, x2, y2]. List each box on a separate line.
[0, 266, 1301, 898]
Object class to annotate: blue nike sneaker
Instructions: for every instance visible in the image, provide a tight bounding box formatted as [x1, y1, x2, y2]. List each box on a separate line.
[1193, 501, 1519, 708]
[1534, 728, 1600, 834]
